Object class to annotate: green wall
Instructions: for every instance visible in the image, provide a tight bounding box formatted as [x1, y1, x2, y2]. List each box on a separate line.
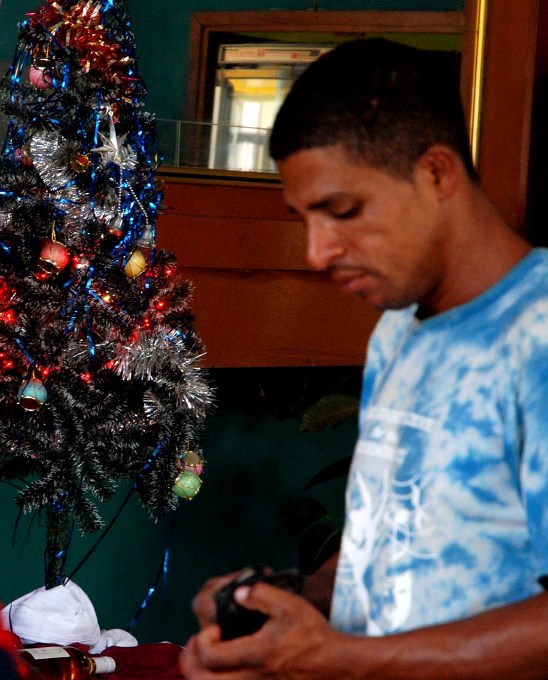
[1, 368, 357, 644]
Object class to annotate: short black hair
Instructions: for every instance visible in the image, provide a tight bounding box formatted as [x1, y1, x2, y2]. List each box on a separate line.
[270, 38, 477, 180]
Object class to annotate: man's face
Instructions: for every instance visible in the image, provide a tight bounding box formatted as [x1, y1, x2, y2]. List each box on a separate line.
[277, 143, 448, 312]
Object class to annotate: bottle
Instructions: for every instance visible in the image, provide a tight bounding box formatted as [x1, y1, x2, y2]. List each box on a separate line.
[16, 646, 116, 679]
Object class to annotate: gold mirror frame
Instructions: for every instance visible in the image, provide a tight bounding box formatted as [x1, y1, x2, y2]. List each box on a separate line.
[181, 3, 487, 178]
[465, 0, 488, 165]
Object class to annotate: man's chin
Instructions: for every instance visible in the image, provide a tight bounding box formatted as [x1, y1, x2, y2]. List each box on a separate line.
[339, 283, 408, 311]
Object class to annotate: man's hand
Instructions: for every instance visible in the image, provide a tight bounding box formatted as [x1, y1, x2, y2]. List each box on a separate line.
[182, 579, 548, 680]
[181, 580, 343, 680]
[191, 569, 249, 630]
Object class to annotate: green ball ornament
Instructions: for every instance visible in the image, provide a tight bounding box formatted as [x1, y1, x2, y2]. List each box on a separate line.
[173, 470, 202, 500]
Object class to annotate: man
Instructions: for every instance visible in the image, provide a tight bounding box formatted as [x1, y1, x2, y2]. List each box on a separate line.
[181, 39, 548, 678]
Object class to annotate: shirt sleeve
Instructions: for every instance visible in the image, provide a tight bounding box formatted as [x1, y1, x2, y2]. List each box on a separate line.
[520, 342, 548, 579]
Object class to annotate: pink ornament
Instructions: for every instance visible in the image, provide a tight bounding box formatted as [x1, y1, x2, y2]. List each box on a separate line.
[182, 449, 204, 477]
[29, 65, 51, 89]
[38, 238, 70, 275]
[184, 462, 204, 476]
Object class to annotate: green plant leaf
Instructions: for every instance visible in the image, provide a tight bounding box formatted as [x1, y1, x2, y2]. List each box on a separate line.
[300, 394, 359, 433]
[304, 457, 352, 490]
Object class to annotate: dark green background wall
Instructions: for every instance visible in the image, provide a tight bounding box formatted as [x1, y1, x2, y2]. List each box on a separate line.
[1, 368, 357, 644]
[1, 0, 459, 646]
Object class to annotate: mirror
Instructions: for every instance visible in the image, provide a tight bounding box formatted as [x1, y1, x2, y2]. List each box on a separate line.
[167, 4, 486, 176]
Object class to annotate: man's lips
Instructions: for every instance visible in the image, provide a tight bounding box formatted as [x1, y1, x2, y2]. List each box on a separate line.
[330, 268, 375, 293]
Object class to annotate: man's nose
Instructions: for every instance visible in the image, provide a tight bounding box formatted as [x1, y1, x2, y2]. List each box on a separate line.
[305, 220, 344, 270]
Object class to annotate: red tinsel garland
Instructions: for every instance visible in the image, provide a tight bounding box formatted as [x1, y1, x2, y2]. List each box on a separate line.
[26, 0, 139, 99]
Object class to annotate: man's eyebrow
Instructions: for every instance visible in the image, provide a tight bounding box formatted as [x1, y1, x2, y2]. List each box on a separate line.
[309, 195, 354, 211]
[286, 197, 342, 214]
[285, 192, 354, 215]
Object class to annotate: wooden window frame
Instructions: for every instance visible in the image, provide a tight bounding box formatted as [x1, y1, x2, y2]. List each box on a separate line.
[186, 6, 486, 166]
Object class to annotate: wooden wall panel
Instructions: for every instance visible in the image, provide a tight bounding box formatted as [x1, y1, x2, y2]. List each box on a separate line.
[158, 178, 309, 271]
[478, 0, 539, 231]
[156, 180, 380, 367]
[175, 267, 379, 367]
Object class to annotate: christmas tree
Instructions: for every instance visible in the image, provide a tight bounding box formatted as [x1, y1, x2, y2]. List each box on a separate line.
[0, 0, 211, 589]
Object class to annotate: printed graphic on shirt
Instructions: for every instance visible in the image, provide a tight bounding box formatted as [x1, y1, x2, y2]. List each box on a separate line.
[339, 407, 437, 634]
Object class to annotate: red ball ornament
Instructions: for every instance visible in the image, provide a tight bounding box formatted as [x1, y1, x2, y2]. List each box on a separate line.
[29, 65, 51, 89]
[13, 147, 33, 167]
[38, 238, 70, 275]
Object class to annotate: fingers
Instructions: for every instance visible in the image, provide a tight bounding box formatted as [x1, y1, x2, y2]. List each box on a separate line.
[180, 632, 219, 679]
[181, 587, 331, 679]
[234, 581, 305, 622]
[180, 628, 262, 679]
[192, 567, 274, 630]
[192, 571, 245, 629]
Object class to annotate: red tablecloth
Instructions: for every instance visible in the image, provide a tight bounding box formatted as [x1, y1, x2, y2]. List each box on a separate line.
[1, 629, 186, 680]
[98, 643, 185, 679]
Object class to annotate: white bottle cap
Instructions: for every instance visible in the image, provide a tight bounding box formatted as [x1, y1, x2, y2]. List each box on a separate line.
[93, 656, 117, 674]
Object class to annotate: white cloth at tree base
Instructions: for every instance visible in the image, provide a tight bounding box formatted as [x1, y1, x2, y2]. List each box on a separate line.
[0, 580, 138, 653]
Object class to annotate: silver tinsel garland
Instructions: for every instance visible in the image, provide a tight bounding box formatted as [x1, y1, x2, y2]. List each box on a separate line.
[30, 129, 118, 234]
[29, 123, 140, 247]
[115, 327, 211, 421]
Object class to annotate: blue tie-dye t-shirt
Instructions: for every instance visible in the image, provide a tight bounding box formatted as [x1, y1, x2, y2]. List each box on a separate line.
[331, 249, 548, 636]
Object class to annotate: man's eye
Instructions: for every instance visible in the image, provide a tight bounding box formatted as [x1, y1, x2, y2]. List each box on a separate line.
[333, 206, 359, 219]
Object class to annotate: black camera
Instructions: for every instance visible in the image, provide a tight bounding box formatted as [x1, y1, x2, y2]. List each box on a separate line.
[214, 566, 303, 640]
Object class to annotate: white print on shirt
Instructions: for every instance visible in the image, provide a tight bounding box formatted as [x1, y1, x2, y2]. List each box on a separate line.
[367, 405, 436, 433]
[344, 408, 437, 633]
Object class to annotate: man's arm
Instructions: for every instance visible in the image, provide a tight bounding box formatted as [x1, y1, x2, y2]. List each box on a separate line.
[181, 588, 548, 679]
[301, 551, 339, 618]
[336, 590, 548, 680]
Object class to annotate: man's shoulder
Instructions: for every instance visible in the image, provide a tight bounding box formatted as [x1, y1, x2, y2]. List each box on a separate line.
[477, 248, 548, 325]
[505, 249, 548, 313]
[513, 248, 548, 287]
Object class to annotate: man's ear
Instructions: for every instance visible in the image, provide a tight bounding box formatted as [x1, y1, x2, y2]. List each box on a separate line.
[418, 145, 461, 199]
